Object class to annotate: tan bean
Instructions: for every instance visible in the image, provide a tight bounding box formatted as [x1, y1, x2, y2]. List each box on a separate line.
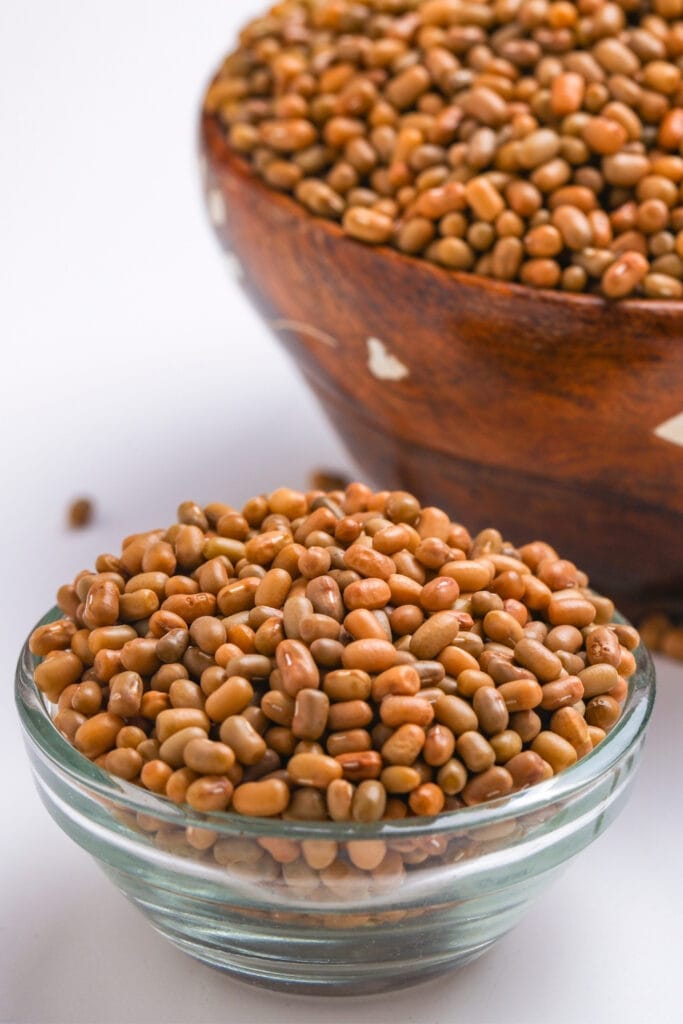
[29, 619, 77, 657]
[439, 559, 494, 591]
[550, 706, 592, 757]
[497, 679, 544, 711]
[381, 723, 426, 765]
[159, 726, 209, 769]
[219, 716, 267, 765]
[372, 665, 421, 701]
[104, 747, 143, 781]
[380, 765, 422, 794]
[434, 693, 478, 735]
[232, 779, 290, 817]
[380, 695, 435, 728]
[183, 737, 235, 775]
[343, 578, 392, 610]
[343, 206, 393, 244]
[531, 731, 578, 773]
[276, 638, 320, 695]
[579, 663, 620, 699]
[540, 676, 584, 711]
[456, 668, 495, 698]
[409, 783, 446, 816]
[327, 699, 373, 731]
[74, 712, 124, 759]
[53, 708, 87, 743]
[342, 639, 397, 673]
[457, 731, 496, 773]
[326, 777, 355, 821]
[288, 752, 343, 788]
[155, 707, 210, 743]
[326, 729, 372, 757]
[336, 750, 383, 781]
[514, 638, 562, 682]
[483, 610, 524, 647]
[108, 671, 143, 717]
[34, 651, 84, 702]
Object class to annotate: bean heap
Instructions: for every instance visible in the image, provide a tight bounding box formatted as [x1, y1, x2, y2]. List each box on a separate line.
[205, 0, 683, 298]
[31, 483, 639, 852]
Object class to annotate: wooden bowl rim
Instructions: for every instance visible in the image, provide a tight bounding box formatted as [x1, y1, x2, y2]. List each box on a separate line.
[202, 111, 683, 319]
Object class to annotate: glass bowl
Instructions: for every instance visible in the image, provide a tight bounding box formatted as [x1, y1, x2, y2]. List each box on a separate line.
[16, 608, 655, 995]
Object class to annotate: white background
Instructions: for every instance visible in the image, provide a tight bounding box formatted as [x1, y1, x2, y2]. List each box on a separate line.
[1, 3, 681, 1022]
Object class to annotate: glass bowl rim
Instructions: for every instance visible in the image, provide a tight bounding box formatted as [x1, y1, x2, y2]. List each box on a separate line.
[16, 606, 656, 841]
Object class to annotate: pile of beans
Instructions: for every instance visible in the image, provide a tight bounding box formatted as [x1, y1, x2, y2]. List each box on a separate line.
[31, 482, 639, 848]
[205, 0, 683, 299]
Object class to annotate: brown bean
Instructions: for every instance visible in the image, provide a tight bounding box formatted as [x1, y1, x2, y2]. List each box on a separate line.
[540, 676, 584, 711]
[506, 750, 549, 790]
[514, 638, 562, 682]
[473, 686, 509, 735]
[409, 610, 460, 658]
[462, 766, 513, 806]
[292, 688, 330, 740]
[276, 638, 320, 695]
[351, 779, 387, 822]
[585, 695, 621, 730]
[585, 626, 621, 668]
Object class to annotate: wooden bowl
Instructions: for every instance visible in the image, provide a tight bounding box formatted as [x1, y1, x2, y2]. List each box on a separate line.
[201, 112, 683, 620]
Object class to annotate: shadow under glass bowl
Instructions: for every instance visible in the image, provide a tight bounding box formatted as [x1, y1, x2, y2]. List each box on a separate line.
[200, 111, 683, 622]
[17, 608, 655, 995]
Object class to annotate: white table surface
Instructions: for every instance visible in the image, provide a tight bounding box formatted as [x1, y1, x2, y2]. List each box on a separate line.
[1, 3, 682, 1022]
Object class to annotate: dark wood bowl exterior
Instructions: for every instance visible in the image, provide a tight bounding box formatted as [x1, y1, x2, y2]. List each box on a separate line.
[201, 113, 683, 619]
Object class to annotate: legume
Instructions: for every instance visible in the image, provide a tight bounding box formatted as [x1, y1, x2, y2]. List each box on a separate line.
[34, 484, 639, 856]
[204, 1, 683, 298]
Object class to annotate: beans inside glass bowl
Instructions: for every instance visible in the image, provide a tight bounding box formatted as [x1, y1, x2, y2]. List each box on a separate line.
[204, 0, 683, 298]
[30, 483, 640, 827]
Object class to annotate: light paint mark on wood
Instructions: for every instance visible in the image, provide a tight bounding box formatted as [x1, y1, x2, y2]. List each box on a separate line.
[367, 337, 410, 382]
[655, 411, 683, 448]
[271, 319, 338, 348]
[207, 187, 226, 226]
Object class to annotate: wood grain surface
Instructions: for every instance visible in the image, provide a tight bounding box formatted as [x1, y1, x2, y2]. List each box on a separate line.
[201, 112, 683, 619]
